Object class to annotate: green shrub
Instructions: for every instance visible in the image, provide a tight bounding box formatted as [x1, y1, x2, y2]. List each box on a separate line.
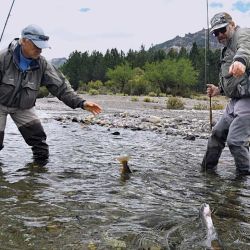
[78, 81, 88, 92]
[115, 92, 124, 96]
[88, 80, 103, 90]
[148, 91, 157, 97]
[104, 80, 119, 94]
[212, 101, 224, 110]
[143, 97, 153, 102]
[192, 95, 209, 101]
[87, 80, 111, 95]
[125, 78, 150, 96]
[166, 96, 185, 109]
[106, 91, 114, 95]
[193, 103, 208, 110]
[193, 101, 224, 110]
[88, 89, 99, 95]
[131, 96, 139, 102]
[77, 90, 87, 94]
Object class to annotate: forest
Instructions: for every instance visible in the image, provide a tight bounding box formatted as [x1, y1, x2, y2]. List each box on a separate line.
[58, 42, 221, 98]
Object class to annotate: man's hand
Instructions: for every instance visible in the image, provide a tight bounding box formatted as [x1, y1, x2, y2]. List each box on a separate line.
[229, 61, 246, 77]
[83, 101, 102, 115]
[206, 84, 220, 97]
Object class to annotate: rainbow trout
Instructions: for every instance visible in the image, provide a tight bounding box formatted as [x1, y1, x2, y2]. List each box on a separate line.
[199, 203, 223, 250]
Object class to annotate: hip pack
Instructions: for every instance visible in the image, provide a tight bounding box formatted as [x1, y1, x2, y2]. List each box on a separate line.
[236, 71, 250, 97]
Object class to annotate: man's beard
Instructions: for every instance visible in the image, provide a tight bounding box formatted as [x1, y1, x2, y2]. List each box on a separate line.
[220, 29, 234, 46]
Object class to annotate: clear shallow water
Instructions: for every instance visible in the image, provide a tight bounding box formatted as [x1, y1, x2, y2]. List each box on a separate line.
[0, 109, 249, 250]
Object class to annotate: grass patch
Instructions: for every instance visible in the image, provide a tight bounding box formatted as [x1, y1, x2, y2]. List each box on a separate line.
[166, 96, 185, 109]
[131, 96, 139, 102]
[193, 101, 224, 110]
[193, 103, 208, 110]
[143, 97, 154, 102]
[212, 101, 224, 110]
[192, 94, 209, 101]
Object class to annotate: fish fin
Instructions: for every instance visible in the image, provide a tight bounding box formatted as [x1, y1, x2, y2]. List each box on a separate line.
[117, 155, 130, 163]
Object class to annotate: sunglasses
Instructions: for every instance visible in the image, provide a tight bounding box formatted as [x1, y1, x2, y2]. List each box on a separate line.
[24, 32, 49, 41]
[212, 26, 227, 37]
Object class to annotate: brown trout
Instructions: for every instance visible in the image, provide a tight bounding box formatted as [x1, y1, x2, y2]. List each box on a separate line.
[117, 155, 132, 174]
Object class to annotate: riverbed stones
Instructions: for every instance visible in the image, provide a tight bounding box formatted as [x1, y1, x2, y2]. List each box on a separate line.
[38, 95, 225, 140]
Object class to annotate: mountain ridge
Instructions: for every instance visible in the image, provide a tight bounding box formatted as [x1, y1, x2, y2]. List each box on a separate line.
[51, 28, 223, 67]
[152, 28, 222, 53]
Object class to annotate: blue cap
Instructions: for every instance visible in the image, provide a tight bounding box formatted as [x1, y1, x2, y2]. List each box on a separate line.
[21, 24, 51, 49]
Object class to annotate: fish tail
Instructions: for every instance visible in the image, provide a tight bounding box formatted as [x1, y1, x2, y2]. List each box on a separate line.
[117, 155, 132, 174]
[117, 155, 130, 163]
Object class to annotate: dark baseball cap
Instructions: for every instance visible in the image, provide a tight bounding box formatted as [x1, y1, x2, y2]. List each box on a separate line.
[210, 12, 232, 33]
[21, 24, 51, 49]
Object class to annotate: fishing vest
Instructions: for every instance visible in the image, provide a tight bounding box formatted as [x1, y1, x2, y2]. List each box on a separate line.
[219, 26, 250, 98]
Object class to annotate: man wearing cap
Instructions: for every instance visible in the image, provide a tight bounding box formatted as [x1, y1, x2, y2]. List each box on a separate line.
[201, 12, 250, 176]
[0, 24, 102, 163]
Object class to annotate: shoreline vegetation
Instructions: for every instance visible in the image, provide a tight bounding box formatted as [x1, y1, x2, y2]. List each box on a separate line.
[58, 45, 221, 97]
[37, 94, 227, 140]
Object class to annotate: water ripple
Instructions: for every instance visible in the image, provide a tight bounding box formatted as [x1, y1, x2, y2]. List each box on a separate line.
[0, 112, 249, 249]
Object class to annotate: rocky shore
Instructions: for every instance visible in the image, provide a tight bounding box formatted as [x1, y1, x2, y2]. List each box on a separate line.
[36, 94, 227, 140]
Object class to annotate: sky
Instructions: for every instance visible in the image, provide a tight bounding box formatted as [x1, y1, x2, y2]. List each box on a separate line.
[1, 0, 250, 60]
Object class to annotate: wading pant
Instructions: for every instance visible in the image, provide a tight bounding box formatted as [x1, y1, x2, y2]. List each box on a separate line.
[201, 98, 250, 173]
[0, 104, 49, 160]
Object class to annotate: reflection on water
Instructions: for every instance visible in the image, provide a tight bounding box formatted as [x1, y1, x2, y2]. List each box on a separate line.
[0, 110, 249, 249]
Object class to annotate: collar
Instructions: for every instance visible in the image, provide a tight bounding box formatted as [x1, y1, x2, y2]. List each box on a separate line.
[10, 40, 40, 71]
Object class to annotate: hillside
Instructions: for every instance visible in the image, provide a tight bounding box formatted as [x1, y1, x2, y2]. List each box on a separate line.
[50, 57, 67, 68]
[153, 28, 222, 53]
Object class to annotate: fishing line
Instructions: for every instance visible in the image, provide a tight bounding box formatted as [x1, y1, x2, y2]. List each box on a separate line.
[205, 0, 212, 131]
[203, 0, 210, 197]
[0, 0, 16, 43]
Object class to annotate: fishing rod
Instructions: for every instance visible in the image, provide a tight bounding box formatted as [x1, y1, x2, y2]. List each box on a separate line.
[205, 0, 212, 130]
[0, 0, 16, 43]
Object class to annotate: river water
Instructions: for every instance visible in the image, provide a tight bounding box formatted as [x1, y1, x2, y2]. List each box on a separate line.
[0, 106, 249, 250]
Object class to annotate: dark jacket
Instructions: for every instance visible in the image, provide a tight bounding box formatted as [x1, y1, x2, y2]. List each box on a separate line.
[0, 39, 84, 109]
[219, 26, 250, 98]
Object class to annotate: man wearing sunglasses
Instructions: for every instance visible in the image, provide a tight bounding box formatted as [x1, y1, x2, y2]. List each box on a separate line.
[201, 12, 250, 176]
[0, 24, 102, 164]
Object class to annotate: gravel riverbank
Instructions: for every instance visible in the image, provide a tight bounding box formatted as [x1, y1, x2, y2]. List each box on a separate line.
[36, 94, 227, 139]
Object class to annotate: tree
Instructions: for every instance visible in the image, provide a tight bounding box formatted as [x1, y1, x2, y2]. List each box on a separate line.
[61, 50, 89, 90]
[189, 42, 200, 70]
[167, 48, 178, 59]
[147, 47, 167, 63]
[127, 67, 149, 95]
[178, 47, 188, 59]
[89, 51, 106, 81]
[126, 49, 137, 68]
[144, 60, 176, 94]
[144, 58, 197, 96]
[174, 58, 198, 96]
[106, 63, 133, 93]
[104, 48, 125, 69]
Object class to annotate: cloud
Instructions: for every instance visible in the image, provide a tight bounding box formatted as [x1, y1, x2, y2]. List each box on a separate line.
[232, 1, 250, 13]
[79, 7, 90, 13]
[210, 2, 223, 8]
[95, 32, 133, 39]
